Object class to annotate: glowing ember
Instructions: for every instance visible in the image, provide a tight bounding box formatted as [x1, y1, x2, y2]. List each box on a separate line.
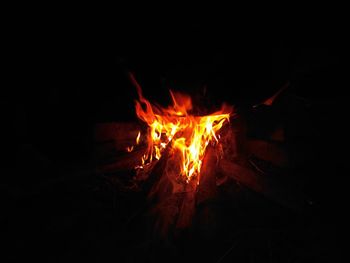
[128, 73, 232, 184]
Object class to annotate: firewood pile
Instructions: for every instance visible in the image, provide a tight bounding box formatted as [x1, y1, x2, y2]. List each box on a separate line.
[94, 88, 310, 250]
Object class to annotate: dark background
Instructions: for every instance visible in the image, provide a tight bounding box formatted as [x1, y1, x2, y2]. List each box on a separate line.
[4, 15, 349, 262]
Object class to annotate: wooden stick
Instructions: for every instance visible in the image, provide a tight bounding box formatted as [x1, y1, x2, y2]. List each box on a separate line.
[219, 159, 307, 211]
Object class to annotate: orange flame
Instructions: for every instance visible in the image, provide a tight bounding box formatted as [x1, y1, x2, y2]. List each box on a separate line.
[129, 73, 232, 184]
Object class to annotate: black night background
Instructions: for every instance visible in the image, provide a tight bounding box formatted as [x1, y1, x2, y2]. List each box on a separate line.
[3, 14, 349, 262]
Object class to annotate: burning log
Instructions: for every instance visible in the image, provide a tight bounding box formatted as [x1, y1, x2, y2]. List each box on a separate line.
[197, 147, 219, 206]
[96, 148, 146, 173]
[195, 147, 221, 240]
[219, 158, 307, 211]
[146, 147, 197, 236]
[175, 190, 196, 231]
[247, 139, 288, 168]
[95, 122, 141, 152]
[148, 146, 220, 237]
[95, 122, 147, 172]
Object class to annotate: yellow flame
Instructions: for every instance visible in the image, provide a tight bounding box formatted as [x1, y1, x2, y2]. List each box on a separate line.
[126, 146, 134, 152]
[131, 83, 231, 183]
[136, 131, 141, 144]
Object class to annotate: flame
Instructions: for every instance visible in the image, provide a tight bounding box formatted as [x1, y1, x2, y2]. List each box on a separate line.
[129, 73, 232, 184]
[126, 146, 134, 152]
[136, 131, 141, 145]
